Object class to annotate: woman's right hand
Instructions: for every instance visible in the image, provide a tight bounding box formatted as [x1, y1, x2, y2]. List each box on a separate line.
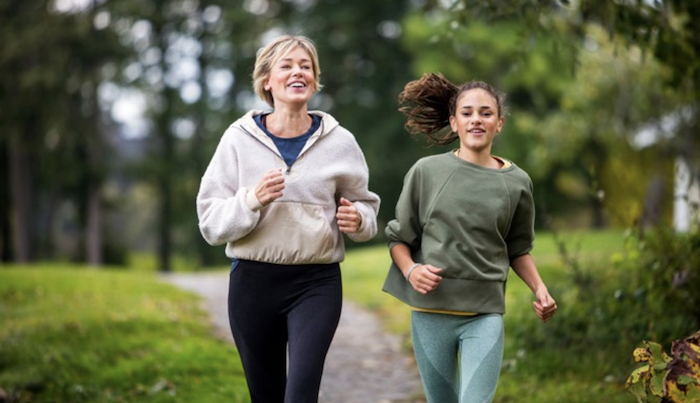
[408, 264, 443, 295]
[255, 168, 285, 206]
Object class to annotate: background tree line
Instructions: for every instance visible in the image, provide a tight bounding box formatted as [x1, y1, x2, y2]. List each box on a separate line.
[1, 0, 696, 271]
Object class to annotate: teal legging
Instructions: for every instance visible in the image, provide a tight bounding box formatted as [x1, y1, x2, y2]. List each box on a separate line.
[411, 311, 504, 403]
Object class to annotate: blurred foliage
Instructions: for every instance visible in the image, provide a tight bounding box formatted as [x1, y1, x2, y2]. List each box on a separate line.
[531, 24, 680, 228]
[512, 226, 700, 386]
[0, 1, 128, 263]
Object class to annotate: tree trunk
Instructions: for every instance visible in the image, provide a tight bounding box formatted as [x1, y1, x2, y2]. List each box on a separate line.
[153, 0, 176, 273]
[8, 132, 33, 262]
[86, 184, 102, 266]
[157, 177, 172, 272]
[0, 139, 12, 262]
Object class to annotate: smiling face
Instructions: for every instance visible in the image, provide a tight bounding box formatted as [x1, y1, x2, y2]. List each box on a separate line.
[263, 46, 316, 108]
[449, 88, 505, 154]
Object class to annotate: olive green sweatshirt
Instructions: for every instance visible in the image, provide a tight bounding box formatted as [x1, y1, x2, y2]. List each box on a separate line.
[383, 151, 535, 314]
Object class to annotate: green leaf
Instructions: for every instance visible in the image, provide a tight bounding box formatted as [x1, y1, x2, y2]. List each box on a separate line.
[648, 341, 670, 364]
[650, 371, 665, 397]
[678, 374, 700, 386]
[627, 378, 648, 403]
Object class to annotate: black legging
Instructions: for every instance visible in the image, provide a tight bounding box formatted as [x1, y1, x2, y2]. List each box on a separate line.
[228, 260, 342, 403]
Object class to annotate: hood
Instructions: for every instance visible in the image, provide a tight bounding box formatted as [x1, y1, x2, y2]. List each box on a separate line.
[234, 109, 340, 141]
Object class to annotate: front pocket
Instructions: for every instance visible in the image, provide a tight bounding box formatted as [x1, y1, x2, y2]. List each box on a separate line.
[233, 202, 337, 264]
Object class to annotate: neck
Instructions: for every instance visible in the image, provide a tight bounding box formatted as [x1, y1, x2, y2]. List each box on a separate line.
[457, 147, 501, 168]
[266, 104, 311, 138]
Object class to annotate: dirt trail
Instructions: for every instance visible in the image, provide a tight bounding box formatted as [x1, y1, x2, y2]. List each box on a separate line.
[161, 272, 425, 403]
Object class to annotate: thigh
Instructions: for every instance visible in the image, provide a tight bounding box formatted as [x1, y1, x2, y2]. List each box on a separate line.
[228, 260, 289, 346]
[411, 311, 460, 403]
[458, 314, 504, 403]
[228, 261, 288, 403]
[286, 264, 342, 403]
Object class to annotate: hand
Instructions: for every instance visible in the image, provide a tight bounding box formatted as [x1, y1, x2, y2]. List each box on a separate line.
[408, 264, 443, 295]
[336, 197, 362, 233]
[533, 288, 557, 323]
[255, 168, 285, 206]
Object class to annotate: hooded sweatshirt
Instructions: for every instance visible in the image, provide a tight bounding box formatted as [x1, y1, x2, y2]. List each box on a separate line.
[197, 110, 380, 265]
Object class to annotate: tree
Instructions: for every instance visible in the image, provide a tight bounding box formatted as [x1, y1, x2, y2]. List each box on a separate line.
[0, 0, 127, 264]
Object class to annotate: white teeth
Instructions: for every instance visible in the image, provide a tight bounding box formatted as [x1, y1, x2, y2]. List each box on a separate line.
[290, 83, 305, 87]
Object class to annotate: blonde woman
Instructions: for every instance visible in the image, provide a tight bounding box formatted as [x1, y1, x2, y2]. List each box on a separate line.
[197, 35, 380, 403]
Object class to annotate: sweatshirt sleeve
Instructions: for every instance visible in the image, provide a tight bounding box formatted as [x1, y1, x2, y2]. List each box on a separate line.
[505, 173, 536, 259]
[340, 137, 380, 243]
[385, 162, 422, 251]
[196, 130, 261, 246]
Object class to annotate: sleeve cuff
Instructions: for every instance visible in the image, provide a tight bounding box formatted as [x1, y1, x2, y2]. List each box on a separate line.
[245, 189, 264, 212]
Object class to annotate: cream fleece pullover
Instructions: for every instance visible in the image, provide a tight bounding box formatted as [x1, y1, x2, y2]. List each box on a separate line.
[196, 110, 380, 265]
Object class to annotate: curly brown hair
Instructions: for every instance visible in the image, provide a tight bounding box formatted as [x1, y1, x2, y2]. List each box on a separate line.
[398, 73, 507, 145]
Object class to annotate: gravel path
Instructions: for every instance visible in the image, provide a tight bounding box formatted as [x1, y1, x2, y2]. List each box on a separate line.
[161, 272, 425, 403]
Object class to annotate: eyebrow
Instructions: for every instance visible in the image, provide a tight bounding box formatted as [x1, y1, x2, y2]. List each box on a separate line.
[459, 105, 494, 110]
[278, 57, 312, 63]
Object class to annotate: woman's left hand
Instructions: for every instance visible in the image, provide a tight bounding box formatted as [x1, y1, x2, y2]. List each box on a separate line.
[533, 289, 557, 323]
[336, 197, 362, 234]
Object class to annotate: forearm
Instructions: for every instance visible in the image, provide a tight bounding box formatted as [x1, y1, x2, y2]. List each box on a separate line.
[510, 253, 547, 294]
[389, 243, 417, 277]
[512, 253, 558, 322]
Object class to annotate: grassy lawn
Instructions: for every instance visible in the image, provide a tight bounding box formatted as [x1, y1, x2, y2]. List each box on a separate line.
[341, 229, 637, 403]
[0, 265, 248, 403]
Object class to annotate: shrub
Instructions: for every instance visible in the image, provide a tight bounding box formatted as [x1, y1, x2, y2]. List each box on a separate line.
[513, 227, 700, 372]
[626, 329, 700, 403]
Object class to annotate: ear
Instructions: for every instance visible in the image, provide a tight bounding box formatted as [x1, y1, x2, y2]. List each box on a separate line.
[263, 78, 270, 91]
[496, 116, 505, 133]
[449, 115, 457, 132]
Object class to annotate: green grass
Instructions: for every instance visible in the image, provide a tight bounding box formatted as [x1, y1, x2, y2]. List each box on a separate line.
[0, 265, 248, 403]
[341, 229, 636, 403]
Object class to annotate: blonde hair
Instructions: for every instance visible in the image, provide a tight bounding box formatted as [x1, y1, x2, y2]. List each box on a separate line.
[398, 73, 507, 145]
[252, 35, 322, 108]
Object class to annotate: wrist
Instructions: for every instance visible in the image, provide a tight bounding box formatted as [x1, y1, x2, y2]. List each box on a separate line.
[246, 189, 264, 211]
[405, 262, 421, 281]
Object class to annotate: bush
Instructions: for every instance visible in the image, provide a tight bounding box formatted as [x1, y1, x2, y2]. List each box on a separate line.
[514, 227, 700, 372]
[626, 329, 700, 403]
